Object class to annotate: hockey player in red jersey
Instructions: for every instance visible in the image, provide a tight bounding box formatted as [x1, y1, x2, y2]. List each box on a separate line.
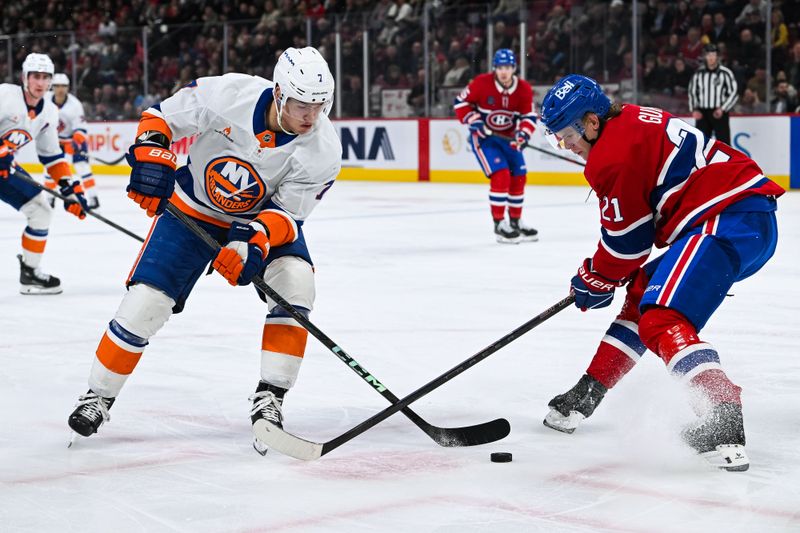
[453, 49, 538, 243]
[538, 74, 784, 471]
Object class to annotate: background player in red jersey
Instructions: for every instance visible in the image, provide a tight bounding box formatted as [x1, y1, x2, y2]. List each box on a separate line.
[453, 49, 538, 244]
[538, 74, 784, 471]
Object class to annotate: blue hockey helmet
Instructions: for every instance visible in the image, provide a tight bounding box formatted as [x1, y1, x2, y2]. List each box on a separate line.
[540, 74, 611, 137]
[492, 48, 517, 69]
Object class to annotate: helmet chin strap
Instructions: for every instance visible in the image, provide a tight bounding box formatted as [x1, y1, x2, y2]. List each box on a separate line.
[275, 96, 298, 136]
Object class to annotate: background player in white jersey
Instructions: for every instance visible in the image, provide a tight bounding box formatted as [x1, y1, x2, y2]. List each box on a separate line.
[0, 53, 88, 294]
[67, 47, 341, 455]
[48, 73, 100, 208]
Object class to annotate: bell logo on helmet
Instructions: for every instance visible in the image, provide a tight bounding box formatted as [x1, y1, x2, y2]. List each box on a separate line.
[554, 80, 575, 100]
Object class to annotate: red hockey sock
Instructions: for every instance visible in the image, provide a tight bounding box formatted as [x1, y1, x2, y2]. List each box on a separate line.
[489, 168, 511, 221]
[508, 174, 526, 219]
[639, 307, 741, 405]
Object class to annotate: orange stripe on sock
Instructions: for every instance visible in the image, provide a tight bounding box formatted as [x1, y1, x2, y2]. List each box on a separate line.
[96, 332, 143, 375]
[21, 234, 46, 253]
[261, 324, 308, 358]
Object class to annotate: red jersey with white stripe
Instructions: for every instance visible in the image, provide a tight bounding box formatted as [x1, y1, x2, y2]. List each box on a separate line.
[585, 104, 784, 281]
[453, 73, 536, 136]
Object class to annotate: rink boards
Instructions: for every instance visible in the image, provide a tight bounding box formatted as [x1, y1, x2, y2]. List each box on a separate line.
[15, 115, 799, 189]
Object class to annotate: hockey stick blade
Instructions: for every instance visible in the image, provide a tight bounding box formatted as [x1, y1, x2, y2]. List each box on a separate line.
[254, 296, 574, 460]
[165, 203, 510, 448]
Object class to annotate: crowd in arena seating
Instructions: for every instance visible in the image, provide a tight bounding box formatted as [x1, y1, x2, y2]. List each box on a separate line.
[2, 0, 799, 119]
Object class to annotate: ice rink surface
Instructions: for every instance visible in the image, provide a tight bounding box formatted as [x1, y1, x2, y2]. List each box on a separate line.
[1, 177, 798, 532]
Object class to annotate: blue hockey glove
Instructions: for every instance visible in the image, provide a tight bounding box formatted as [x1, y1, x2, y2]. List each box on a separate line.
[570, 258, 625, 311]
[58, 178, 89, 219]
[125, 142, 177, 217]
[513, 129, 531, 151]
[213, 221, 271, 286]
[464, 112, 487, 139]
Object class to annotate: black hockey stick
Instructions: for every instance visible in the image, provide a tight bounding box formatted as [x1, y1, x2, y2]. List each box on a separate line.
[90, 153, 127, 166]
[10, 167, 145, 242]
[165, 202, 511, 448]
[487, 130, 586, 167]
[254, 295, 575, 460]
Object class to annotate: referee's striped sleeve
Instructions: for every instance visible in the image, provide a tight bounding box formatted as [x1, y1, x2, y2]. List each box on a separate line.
[720, 66, 738, 112]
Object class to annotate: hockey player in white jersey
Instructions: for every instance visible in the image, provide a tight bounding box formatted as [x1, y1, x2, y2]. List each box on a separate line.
[68, 47, 341, 454]
[0, 53, 88, 294]
[48, 73, 100, 208]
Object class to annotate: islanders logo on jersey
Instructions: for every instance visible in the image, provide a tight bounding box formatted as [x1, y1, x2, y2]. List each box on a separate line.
[486, 110, 515, 131]
[204, 156, 266, 213]
[1, 129, 33, 150]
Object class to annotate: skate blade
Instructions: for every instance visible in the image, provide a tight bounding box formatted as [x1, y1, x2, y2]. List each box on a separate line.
[252, 436, 269, 456]
[495, 236, 521, 244]
[518, 235, 539, 242]
[542, 409, 584, 434]
[20, 285, 63, 295]
[700, 444, 750, 472]
[67, 432, 81, 448]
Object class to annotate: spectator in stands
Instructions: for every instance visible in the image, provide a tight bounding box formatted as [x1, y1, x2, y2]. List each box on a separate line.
[670, 56, 693, 96]
[772, 79, 798, 113]
[734, 87, 768, 114]
[788, 42, 800, 91]
[646, 1, 673, 38]
[770, 9, 789, 69]
[643, 53, 671, 93]
[734, 27, 764, 80]
[710, 12, 735, 44]
[747, 65, 768, 102]
[735, 0, 768, 28]
[681, 26, 705, 68]
[443, 56, 472, 87]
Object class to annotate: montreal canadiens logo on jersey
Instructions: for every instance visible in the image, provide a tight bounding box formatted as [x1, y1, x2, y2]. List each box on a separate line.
[486, 110, 515, 131]
[2, 129, 33, 150]
[204, 156, 266, 213]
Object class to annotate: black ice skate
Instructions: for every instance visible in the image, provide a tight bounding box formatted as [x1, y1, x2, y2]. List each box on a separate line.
[250, 381, 287, 456]
[543, 373, 607, 434]
[18, 254, 62, 295]
[681, 402, 749, 471]
[493, 219, 521, 244]
[510, 218, 539, 242]
[68, 390, 115, 441]
[87, 196, 100, 210]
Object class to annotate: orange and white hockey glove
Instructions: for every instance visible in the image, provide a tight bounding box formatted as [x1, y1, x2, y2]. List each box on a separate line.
[58, 178, 89, 219]
[125, 142, 177, 217]
[213, 221, 270, 286]
[0, 141, 13, 178]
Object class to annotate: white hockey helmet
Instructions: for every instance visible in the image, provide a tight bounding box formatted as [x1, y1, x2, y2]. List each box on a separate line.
[273, 47, 334, 116]
[22, 53, 55, 89]
[52, 73, 70, 86]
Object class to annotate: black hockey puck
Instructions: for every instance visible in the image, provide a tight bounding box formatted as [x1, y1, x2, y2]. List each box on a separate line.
[490, 452, 512, 463]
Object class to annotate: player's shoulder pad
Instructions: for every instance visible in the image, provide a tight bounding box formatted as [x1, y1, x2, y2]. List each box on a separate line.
[292, 116, 342, 180]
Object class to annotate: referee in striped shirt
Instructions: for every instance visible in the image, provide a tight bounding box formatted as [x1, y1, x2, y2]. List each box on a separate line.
[688, 44, 738, 145]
